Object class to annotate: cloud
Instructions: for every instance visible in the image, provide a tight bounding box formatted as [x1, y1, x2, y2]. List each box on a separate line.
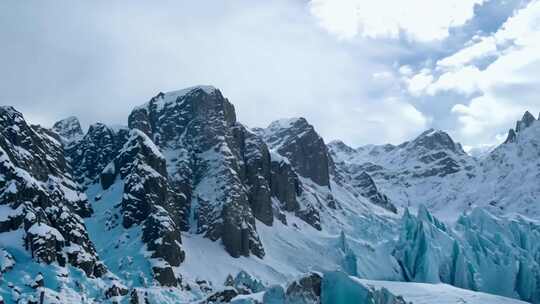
[451, 95, 524, 138]
[436, 36, 500, 68]
[402, 0, 540, 144]
[407, 69, 434, 96]
[310, 0, 484, 41]
[0, 0, 429, 147]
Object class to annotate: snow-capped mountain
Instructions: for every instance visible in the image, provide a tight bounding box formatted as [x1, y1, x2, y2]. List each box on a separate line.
[329, 112, 540, 220]
[0, 86, 539, 303]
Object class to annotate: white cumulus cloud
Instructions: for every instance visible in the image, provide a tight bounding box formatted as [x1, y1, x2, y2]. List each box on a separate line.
[310, 0, 484, 41]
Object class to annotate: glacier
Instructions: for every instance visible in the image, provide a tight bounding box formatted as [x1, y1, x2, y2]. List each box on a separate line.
[0, 87, 540, 303]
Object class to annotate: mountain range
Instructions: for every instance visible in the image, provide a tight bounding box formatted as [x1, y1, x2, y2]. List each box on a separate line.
[0, 86, 539, 303]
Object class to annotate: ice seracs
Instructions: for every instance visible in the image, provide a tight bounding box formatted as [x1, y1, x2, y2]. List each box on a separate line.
[2, 88, 540, 303]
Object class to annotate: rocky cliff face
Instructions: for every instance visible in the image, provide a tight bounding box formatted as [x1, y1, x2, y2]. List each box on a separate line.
[100, 129, 185, 286]
[0, 106, 103, 277]
[262, 118, 331, 187]
[328, 141, 397, 213]
[3, 86, 538, 303]
[504, 111, 536, 143]
[52, 116, 84, 144]
[329, 129, 477, 216]
[64, 122, 128, 186]
[128, 86, 265, 258]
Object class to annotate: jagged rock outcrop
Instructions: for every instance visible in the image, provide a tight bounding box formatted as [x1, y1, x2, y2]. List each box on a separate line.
[406, 129, 470, 178]
[516, 111, 536, 132]
[269, 158, 301, 213]
[263, 118, 331, 187]
[65, 122, 129, 185]
[504, 110, 538, 144]
[285, 272, 322, 303]
[128, 86, 264, 258]
[328, 141, 396, 213]
[352, 172, 396, 213]
[504, 128, 517, 144]
[52, 116, 84, 144]
[259, 118, 339, 229]
[0, 106, 103, 277]
[232, 125, 273, 226]
[329, 128, 477, 214]
[201, 287, 239, 304]
[100, 129, 185, 286]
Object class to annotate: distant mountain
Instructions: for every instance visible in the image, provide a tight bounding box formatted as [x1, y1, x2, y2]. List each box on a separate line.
[329, 113, 540, 220]
[0, 86, 539, 303]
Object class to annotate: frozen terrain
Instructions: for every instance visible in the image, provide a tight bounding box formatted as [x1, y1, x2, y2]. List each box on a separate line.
[1, 87, 539, 303]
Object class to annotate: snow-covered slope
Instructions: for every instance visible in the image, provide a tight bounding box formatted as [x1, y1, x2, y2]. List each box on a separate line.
[329, 112, 540, 221]
[1, 87, 539, 303]
[359, 279, 528, 304]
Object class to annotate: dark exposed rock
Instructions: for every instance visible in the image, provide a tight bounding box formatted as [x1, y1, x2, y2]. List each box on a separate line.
[353, 172, 397, 213]
[0, 106, 102, 277]
[269, 159, 301, 212]
[404, 129, 471, 178]
[504, 111, 538, 144]
[100, 129, 186, 285]
[232, 125, 273, 226]
[201, 287, 238, 304]
[263, 118, 331, 187]
[516, 111, 536, 132]
[30, 273, 44, 289]
[410, 129, 464, 154]
[285, 272, 322, 303]
[128, 86, 264, 258]
[129, 289, 150, 304]
[52, 116, 83, 144]
[504, 129, 517, 144]
[152, 265, 178, 287]
[142, 206, 185, 267]
[66, 123, 128, 186]
[105, 283, 129, 299]
[296, 204, 322, 231]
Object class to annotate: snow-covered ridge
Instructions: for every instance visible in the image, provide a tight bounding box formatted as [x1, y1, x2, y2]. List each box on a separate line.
[2, 87, 540, 303]
[134, 85, 217, 112]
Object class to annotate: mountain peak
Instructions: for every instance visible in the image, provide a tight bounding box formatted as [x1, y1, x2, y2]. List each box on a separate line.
[504, 110, 538, 144]
[516, 110, 536, 132]
[52, 116, 83, 144]
[135, 85, 218, 113]
[327, 140, 356, 159]
[264, 116, 330, 187]
[411, 128, 463, 154]
[267, 117, 309, 131]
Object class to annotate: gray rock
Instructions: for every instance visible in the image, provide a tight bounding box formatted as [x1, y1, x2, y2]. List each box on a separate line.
[0, 106, 102, 277]
[66, 123, 128, 186]
[505, 111, 538, 144]
[516, 111, 536, 132]
[105, 283, 129, 299]
[270, 160, 301, 212]
[202, 287, 238, 303]
[263, 118, 331, 187]
[353, 172, 397, 213]
[128, 87, 264, 258]
[232, 125, 273, 226]
[101, 129, 186, 285]
[285, 272, 322, 304]
[52, 116, 83, 144]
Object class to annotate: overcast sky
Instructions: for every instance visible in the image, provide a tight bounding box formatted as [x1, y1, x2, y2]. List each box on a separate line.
[1, 0, 539, 148]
